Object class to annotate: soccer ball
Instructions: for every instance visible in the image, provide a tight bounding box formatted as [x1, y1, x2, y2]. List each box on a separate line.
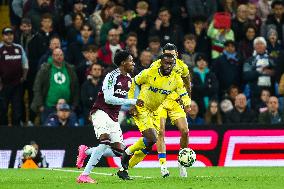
[23, 145, 37, 158]
[178, 148, 196, 167]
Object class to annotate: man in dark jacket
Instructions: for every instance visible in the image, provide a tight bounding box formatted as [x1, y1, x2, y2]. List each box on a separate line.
[31, 48, 79, 124]
[225, 93, 257, 124]
[258, 96, 284, 124]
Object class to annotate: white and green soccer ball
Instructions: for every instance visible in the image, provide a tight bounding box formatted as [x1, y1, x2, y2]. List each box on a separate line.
[23, 145, 37, 158]
[178, 148, 196, 167]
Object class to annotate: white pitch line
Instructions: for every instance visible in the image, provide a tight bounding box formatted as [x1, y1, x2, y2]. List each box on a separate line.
[44, 168, 153, 179]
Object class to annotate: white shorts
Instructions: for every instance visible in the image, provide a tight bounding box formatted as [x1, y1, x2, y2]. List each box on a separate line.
[91, 110, 124, 144]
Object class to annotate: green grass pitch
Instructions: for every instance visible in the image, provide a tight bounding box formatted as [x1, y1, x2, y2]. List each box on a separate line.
[0, 167, 284, 189]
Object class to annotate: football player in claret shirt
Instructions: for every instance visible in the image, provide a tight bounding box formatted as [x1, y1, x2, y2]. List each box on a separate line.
[75, 50, 143, 184]
[117, 52, 190, 180]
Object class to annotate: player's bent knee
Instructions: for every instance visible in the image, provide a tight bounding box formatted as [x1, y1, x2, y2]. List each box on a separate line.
[99, 134, 111, 145]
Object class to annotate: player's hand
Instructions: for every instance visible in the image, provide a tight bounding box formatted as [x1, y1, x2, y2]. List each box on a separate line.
[184, 105, 191, 114]
[136, 99, 144, 107]
[129, 105, 138, 116]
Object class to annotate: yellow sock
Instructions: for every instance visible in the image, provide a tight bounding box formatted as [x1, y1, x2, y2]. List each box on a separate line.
[129, 150, 147, 168]
[158, 153, 167, 165]
[129, 137, 146, 153]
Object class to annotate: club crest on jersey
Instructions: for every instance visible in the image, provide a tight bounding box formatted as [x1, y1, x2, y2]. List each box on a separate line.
[117, 82, 122, 86]
[15, 49, 19, 54]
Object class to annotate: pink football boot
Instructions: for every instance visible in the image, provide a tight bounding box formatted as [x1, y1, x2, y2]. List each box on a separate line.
[76, 174, 97, 184]
[76, 145, 88, 169]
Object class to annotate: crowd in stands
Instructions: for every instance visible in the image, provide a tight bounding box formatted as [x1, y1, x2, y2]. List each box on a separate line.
[1, 0, 284, 127]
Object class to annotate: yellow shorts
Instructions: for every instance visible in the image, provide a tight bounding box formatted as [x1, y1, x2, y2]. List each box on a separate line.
[158, 100, 186, 125]
[133, 106, 160, 132]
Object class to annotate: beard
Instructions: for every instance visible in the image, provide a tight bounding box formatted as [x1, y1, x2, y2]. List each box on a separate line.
[40, 3, 50, 12]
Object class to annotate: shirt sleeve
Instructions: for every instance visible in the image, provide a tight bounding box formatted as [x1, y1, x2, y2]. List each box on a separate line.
[176, 76, 191, 107]
[128, 78, 140, 99]
[178, 59, 189, 78]
[103, 72, 137, 105]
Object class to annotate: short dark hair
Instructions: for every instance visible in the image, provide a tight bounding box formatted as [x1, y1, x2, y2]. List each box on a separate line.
[162, 43, 177, 52]
[184, 34, 197, 42]
[114, 50, 132, 66]
[113, 5, 124, 15]
[41, 13, 53, 21]
[80, 23, 92, 31]
[148, 36, 160, 43]
[224, 40, 235, 47]
[72, 13, 84, 22]
[272, 0, 284, 8]
[82, 44, 98, 52]
[126, 32, 137, 39]
[159, 7, 170, 14]
[49, 35, 61, 44]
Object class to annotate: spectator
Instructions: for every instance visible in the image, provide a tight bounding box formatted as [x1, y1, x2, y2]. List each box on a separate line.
[225, 93, 257, 123]
[31, 48, 79, 124]
[226, 85, 240, 104]
[207, 20, 235, 59]
[25, 0, 59, 32]
[97, 28, 124, 67]
[255, 88, 271, 113]
[0, 27, 29, 126]
[212, 40, 243, 97]
[64, 0, 88, 27]
[189, 16, 211, 55]
[187, 100, 205, 125]
[146, 36, 162, 61]
[81, 63, 103, 123]
[204, 100, 223, 125]
[128, 1, 152, 50]
[262, 0, 284, 44]
[149, 7, 184, 50]
[14, 17, 34, 56]
[238, 24, 256, 60]
[44, 103, 79, 127]
[279, 70, 284, 92]
[100, 5, 126, 45]
[231, 4, 249, 41]
[89, 1, 116, 45]
[219, 0, 238, 18]
[133, 50, 152, 76]
[38, 35, 61, 69]
[76, 45, 102, 85]
[243, 37, 276, 109]
[185, 0, 217, 20]
[124, 32, 138, 61]
[67, 23, 94, 66]
[258, 96, 284, 124]
[29, 13, 56, 72]
[192, 53, 219, 116]
[65, 13, 84, 44]
[266, 28, 282, 60]
[180, 34, 198, 70]
[257, 0, 272, 23]
[220, 98, 234, 115]
[247, 2, 262, 31]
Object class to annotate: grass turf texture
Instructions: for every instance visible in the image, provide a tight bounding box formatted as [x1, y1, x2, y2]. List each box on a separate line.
[0, 167, 284, 189]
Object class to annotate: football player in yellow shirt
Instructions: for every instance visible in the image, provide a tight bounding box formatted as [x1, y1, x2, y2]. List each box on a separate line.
[128, 43, 192, 178]
[117, 53, 191, 180]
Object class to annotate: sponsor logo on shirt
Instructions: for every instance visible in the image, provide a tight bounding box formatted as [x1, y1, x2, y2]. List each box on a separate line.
[4, 55, 21, 60]
[148, 86, 171, 95]
[114, 89, 127, 95]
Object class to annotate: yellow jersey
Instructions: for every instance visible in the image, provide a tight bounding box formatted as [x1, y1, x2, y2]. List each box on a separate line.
[150, 58, 189, 78]
[128, 67, 190, 111]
